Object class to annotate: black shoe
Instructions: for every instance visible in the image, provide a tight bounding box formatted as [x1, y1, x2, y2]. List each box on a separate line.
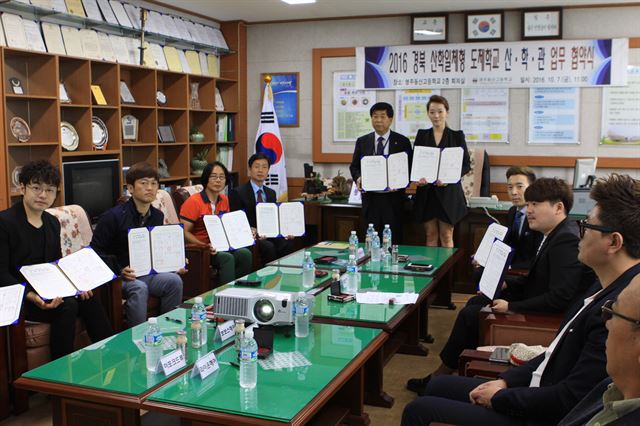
[406, 374, 432, 395]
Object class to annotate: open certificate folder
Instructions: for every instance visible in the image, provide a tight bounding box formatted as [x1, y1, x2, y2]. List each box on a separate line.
[0, 284, 25, 327]
[256, 202, 305, 238]
[479, 240, 514, 300]
[20, 247, 116, 300]
[410, 146, 464, 184]
[128, 225, 186, 277]
[203, 210, 254, 252]
[360, 152, 409, 191]
[474, 223, 509, 267]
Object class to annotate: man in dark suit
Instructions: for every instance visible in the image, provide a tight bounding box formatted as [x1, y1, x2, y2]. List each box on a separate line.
[403, 174, 640, 426]
[349, 102, 412, 241]
[408, 178, 591, 389]
[229, 153, 294, 264]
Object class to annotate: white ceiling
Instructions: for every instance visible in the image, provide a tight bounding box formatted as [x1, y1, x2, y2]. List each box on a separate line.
[156, 0, 637, 23]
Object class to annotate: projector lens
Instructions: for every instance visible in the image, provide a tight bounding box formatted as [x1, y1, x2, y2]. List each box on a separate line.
[254, 299, 275, 323]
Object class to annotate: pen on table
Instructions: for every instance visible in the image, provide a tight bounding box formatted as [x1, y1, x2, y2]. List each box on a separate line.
[219, 361, 240, 369]
[165, 316, 183, 324]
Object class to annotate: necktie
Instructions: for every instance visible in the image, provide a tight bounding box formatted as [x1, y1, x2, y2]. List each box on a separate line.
[513, 211, 524, 237]
[256, 189, 263, 203]
[376, 136, 385, 155]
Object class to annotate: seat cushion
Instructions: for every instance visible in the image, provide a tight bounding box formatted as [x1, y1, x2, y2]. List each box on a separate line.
[25, 319, 91, 371]
[46, 205, 93, 257]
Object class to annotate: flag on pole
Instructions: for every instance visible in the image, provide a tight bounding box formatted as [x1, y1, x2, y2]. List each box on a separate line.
[255, 80, 288, 201]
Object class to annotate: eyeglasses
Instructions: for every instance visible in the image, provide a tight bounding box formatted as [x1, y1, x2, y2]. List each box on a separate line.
[601, 299, 640, 326]
[26, 184, 57, 196]
[577, 219, 616, 239]
[209, 174, 226, 181]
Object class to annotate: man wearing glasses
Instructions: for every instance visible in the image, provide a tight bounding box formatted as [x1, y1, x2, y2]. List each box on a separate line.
[91, 162, 183, 327]
[403, 174, 640, 426]
[0, 160, 113, 359]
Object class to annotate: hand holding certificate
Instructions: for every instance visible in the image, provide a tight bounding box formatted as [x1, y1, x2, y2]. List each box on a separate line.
[0, 284, 25, 327]
[128, 225, 186, 277]
[479, 241, 514, 300]
[361, 152, 409, 192]
[203, 211, 254, 251]
[410, 146, 464, 184]
[256, 202, 305, 238]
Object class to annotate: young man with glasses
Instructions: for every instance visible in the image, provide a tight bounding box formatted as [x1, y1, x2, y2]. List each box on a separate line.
[0, 160, 113, 359]
[180, 161, 252, 285]
[91, 162, 183, 327]
[403, 174, 640, 426]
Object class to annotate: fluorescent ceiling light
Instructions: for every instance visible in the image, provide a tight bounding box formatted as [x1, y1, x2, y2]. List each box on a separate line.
[281, 0, 316, 4]
[414, 30, 442, 36]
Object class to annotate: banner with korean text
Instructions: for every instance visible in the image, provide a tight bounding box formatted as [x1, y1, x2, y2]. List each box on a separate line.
[356, 38, 628, 89]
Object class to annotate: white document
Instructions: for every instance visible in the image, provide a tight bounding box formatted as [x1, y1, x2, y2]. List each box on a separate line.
[348, 181, 362, 204]
[23, 20, 47, 52]
[387, 152, 409, 189]
[127, 37, 140, 65]
[61, 26, 84, 57]
[0, 20, 5, 46]
[222, 211, 255, 250]
[50, 0, 67, 12]
[109, 34, 130, 64]
[256, 203, 279, 238]
[355, 291, 419, 305]
[212, 28, 228, 49]
[203, 215, 230, 252]
[21, 263, 78, 299]
[123, 3, 140, 29]
[109, 1, 133, 28]
[150, 225, 185, 273]
[42, 23, 66, 55]
[474, 223, 510, 267]
[438, 147, 464, 184]
[173, 17, 192, 41]
[161, 14, 179, 38]
[82, 0, 103, 21]
[410, 146, 440, 183]
[2, 14, 28, 50]
[30, 0, 54, 9]
[279, 202, 305, 237]
[149, 43, 168, 70]
[0, 284, 25, 327]
[185, 21, 200, 42]
[97, 0, 119, 25]
[79, 29, 102, 60]
[177, 49, 190, 74]
[128, 227, 152, 277]
[479, 240, 513, 300]
[96, 31, 116, 62]
[57, 247, 115, 292]
[199, 52, 209, 76]
[360, 156, 388, 191]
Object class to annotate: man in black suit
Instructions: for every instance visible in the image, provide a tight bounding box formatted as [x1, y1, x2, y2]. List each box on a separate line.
[403, 174, 640, 426]
[408, 178, 591, 389]
[229, 153, 294, 264]
[349, 102, 412, 241]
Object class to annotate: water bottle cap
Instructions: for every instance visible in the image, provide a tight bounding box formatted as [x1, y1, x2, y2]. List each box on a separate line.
[385, 224, 390, 228]
[368, 223, 374, 227]
[304, 251, 311, 256]
[244, 328, 254, 339]
[298, 291, 306, 297]
[351, 230, 356, 234]
[349, 254, 355, 260]
[148, 317, 157, 324]
[194, 297, 203, 303]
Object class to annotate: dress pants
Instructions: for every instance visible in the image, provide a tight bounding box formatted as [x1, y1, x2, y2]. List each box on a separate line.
[26, 295, 113, 360]
[258, 237, 294, 265]
[123, 272, 183, 326]
[402, 375, 525, 426]
[211, 248, 252, 285]
[362, 192, 404, 244]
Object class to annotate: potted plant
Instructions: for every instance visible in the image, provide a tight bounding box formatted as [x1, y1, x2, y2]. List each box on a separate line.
[191, 147, 209, 175]
[190, 126, 205, 142]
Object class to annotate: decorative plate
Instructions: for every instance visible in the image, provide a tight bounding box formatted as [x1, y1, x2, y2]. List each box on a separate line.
[91, 116, 108, 150]
[60, 121, 79, 151]
[156, 90, 167, 105]
[10, 117, 30, 142]
[11, 166, 21, 191]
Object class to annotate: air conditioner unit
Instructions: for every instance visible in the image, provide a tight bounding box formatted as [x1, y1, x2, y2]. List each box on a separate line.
[214, 288, 295, 326]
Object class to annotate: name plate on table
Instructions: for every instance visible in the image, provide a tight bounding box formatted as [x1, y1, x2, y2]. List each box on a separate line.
[159, 349, 186, 376]
[191, 350, 219, 380]
[214, 320, 235, 343]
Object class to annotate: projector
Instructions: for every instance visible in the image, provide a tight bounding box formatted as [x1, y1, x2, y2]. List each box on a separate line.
[214, 288, 295, 326]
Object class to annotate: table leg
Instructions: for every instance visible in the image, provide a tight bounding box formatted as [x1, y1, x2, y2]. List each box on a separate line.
[363, 347, 394, 408]
[51, 395, 140, 426]
[398, 307, 429, 357]
[344, 368, 371, 426]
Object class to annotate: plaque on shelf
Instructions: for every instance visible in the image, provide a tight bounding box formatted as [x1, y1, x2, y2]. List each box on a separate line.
[11, 166, 22, 192]
[91, 84, 107, 105]
[119, 80, 136, 103]
[59, 82, 71, 103]
[157, 125, 175, 143]
[10, 117, 31, 143]
[91, 116, 108, 150]
[122, 114, 139, 141]
[190, 82, 200, 109]
[9, 78, 24, 95]
[156, 90, 167, 105]
[60, 121, 79, 151]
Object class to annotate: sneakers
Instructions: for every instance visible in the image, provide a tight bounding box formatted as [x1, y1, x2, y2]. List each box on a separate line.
[406, 374, 432, 396]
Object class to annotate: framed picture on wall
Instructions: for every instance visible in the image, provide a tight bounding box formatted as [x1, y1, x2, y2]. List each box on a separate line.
[411, 14, 448, 44]
[260, 72, 299, 127]
[465, 11, 504, 42]
[522, 8, 563, 40]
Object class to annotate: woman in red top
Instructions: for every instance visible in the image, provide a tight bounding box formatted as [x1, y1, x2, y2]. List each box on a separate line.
[179, 162, 252, 285]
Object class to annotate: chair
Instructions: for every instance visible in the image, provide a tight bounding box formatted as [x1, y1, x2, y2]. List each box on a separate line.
[478, 306, 562, 347]
[9, 205, 95, 414]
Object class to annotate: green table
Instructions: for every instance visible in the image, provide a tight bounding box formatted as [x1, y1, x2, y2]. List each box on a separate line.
[359, 245, 458, 277]
[15, 308, 229, 426]
[144, 324, 387, 425]
[267, 242, 367, 270]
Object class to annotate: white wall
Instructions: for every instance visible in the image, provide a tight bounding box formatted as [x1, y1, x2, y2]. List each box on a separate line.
[246, 6, 640, 186]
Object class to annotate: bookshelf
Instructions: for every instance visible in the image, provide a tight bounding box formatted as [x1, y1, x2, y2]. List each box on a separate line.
[0, 21, 247, 210]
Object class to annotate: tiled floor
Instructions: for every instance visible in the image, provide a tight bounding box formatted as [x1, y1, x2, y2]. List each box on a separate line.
[0, 293, 469, 426]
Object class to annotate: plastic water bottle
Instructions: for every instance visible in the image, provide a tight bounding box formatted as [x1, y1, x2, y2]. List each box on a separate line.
[382, 224, 392, 253]
[144, 317, 163, 372]
[348, 231, 359, 258]
[371, 232, 381, 262]
[294, 292, 309, 337]
[302, 251, 315, 288]
[344, 254, 358, 295]
[365, 223, 375, 255]
[191, 296, 207, 346]
[239, 328, 258, 389]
